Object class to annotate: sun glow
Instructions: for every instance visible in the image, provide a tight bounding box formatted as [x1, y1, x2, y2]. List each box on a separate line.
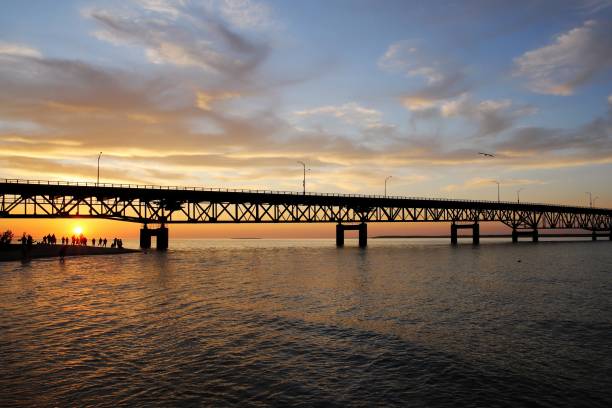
[73, 226, 83, 235]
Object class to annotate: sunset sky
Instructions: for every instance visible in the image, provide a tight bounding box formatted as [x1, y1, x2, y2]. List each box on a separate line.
[1, 0, 612, 238]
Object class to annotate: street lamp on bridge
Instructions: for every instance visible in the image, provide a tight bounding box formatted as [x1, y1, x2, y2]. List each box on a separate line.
[384, 176, 392, 197]
[97, 152, 102, 186]
[586, 192, 598, 208]
[492, 180, 500, 202]
[516, 187, 525, 203]
[297, 161, 310, 195]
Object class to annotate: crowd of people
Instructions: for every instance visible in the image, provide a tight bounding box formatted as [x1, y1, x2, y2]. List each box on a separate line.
[22, 233, 124, 249]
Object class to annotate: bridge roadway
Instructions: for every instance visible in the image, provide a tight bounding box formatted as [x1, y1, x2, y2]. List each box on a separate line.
[1, 179, 611, 249]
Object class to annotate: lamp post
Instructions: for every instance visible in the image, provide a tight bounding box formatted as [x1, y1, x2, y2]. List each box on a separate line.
[384, 176, 392, 197]
[585, 192, 598, 208]
[97, 152, 102, 186]
[492, 180, 500, 202]
[297, 161, 309, 195]
[516, 188, 524, 203]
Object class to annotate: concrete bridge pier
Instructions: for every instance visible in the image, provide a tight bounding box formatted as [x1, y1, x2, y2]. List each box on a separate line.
[512, 228, 539, 242]
[140, 225, 169, 250]
[336, 223, 367, 247]
[140, 226, 151, 249]
[157, 226, 168, 250]
[336, 223, 344, 247]
[450, 223, 479, 245]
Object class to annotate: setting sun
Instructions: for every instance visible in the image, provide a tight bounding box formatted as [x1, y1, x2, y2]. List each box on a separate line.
[73, 226, 83, 235]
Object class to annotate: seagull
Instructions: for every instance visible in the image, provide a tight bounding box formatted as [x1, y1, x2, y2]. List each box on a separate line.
[478, 152, 495, 158]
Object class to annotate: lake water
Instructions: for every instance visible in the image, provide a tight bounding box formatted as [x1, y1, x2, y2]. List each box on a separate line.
[1, 238, 611, 407]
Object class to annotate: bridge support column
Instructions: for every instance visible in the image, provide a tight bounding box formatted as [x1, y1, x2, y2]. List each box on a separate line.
[140, 225, 168, 250]
[335, 223, 367, 247]
[450, 223, 479, 245]
[140, 226, 151, 249]
[157, 226, 168, 250]
[359, 223, 367, 248]
[512, 229, 540, 243]
[472, 223, 480, 245]
[592, 230, 597, 241]
[336, 223, 344, 247]
[450, 224, 458, 245]
[609, 229, 612, 241]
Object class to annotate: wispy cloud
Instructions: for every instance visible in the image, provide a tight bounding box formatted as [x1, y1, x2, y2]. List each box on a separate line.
[0, 41, 42, 58]
[576, 0, 612, 14]
[443, 177, 545, 192]
[379, 40, 468, 111]
[217, 0, 275, 30]
[196, 91, 240, 111]
[440, 94, 536, 137]
[86, 0, 271, 77]
[2, 1, 612, 196]
[293, 102, 385, 129]
[378, 40, 443, 84]
[514, 20, 612, 95]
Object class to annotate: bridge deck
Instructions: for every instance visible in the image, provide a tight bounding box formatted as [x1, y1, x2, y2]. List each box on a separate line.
[1, 179, 611, 231]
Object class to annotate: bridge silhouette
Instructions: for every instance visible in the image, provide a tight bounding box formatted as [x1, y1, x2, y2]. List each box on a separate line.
[1, 179, 611, 250]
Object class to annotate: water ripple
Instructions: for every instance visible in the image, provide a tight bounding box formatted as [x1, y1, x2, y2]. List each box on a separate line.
[1, 239, 612, 407]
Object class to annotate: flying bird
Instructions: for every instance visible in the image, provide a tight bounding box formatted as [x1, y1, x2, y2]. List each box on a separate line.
[478, 152, 495, 158]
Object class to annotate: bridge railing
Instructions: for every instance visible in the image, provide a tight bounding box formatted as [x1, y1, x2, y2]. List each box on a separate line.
[0, 178, 603, 211]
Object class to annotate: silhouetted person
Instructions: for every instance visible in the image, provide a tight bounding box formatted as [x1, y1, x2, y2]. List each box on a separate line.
[92, 238, 96, 247]
[27, 234, 33, 249]
[103, 238, 107, 247]
[51, 234, 56, 245]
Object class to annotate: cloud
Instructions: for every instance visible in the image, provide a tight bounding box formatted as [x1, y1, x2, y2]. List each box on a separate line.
[378, 40, 443, 83]
[217, 0, 275, 30]
[576, 0, 612, 14]
[442, 177, 545, 192]
[196, 91, 240, 111]
[379, 41, 469, 112]
[496, 120, 610, 155]
[293, 102, 385, 129]
[86, 0, 270, 77]
[401, 72, 469, 111]
[492, 98, 612, 170]
[3, 4, 612, 193]
[0, 47, 609, 187]
[440, 94, 536, 137]
[0, 155, 180, 184]
[0, 41, 42, 58]
[514, 20, 612, 95]
[134, 0, 182, 16]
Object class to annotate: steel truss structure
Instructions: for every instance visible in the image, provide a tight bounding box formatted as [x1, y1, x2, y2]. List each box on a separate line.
[1, 179, 611, 233]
